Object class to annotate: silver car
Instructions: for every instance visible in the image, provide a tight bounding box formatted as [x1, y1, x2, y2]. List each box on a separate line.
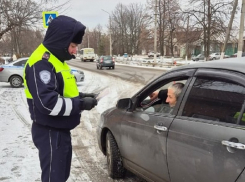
[71, 69, 84, 82]
[192, 54, 205, 61]
[0, 57, 84, 88]
[0, 57, 29, 88]
[97, 57, 245, 182]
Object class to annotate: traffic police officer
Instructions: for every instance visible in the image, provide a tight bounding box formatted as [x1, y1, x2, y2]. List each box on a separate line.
[23, 15, 97, 182]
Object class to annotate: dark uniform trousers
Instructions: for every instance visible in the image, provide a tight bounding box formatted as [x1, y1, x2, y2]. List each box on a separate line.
[31, 122, 72, 182]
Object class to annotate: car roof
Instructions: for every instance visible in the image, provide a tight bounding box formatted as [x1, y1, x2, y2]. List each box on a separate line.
[3, 57, 29, 66]
[171, 57, 245, 74]
[12, 57, 29, 62]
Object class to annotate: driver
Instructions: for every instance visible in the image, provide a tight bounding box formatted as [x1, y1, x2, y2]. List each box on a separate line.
[148, 82, 184, 113]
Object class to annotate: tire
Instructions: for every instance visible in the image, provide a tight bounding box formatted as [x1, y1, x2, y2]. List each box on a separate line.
[213, 57, 216, 60]
[97, 65, 99, 69]
[10, 75, 22, 88]
[106, 131, 125, 179]
[112, 66, 115, 69]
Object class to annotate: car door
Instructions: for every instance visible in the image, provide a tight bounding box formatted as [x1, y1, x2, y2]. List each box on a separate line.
[167, 69, 245, 182]
[119, 69, 195, 182]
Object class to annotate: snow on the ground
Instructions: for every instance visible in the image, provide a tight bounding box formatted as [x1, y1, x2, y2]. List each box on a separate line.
[0, 69, 144, 182]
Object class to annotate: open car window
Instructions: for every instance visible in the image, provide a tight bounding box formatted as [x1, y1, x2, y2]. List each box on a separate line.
[139, 79, 187, 114]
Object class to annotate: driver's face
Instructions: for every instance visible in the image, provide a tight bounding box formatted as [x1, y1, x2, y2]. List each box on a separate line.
[166, 88, 177, 107]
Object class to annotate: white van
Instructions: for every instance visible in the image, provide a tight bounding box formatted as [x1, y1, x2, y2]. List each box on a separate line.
[79, 48, 95, 62]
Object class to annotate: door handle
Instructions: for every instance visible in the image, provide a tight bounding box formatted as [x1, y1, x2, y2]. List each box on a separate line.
[154, 125, 167, 132]
[221, 140, 245, 150]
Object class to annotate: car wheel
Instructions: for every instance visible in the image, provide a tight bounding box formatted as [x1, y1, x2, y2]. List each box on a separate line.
[106, 131, 125, 179]
[213, 58, 216, 60]
[10, 75, 22, 88]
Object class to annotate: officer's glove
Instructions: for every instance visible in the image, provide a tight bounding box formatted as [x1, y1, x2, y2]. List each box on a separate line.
[80, 97, 97, 110]
[79, 92, 96, 99]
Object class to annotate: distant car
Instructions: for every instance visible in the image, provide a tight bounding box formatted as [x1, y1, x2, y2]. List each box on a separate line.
[0, 57, 84, 88]
[209, 52, 221, 60]
[192, 54, 205, 61]
[96, 56, 115, 70]
[223, 55, 230, 59]
[148, 52, 160, 58]
[97, 57, 245, 182]
[231, 52, 245, 57]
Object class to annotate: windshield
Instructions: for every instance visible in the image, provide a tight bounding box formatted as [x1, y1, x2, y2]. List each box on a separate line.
[103, 56, 112, 60]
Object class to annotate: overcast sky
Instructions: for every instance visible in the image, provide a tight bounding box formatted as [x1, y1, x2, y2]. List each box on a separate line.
[49, 0, 146, 30]
[42, 0, 242, 32]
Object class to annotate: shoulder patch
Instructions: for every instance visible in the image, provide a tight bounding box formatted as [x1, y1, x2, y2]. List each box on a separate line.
[39, 70, 51, 84]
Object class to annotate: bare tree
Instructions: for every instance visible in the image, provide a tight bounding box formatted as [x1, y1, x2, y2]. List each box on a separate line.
[79, 25, 108, 56]
[0, 0, 42, 40]
[187, 0, 233, 60]
[220, 0, 238, 59]
[110, 3, 148, 56]
[164, 0, 182, 57]
[0, 0, 71, 57]
[147, 0, 182, 57]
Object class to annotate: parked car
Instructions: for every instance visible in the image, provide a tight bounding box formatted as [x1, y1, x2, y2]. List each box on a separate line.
[223, 54, 230, 59]
[209, 52, 221, 60]
[231, 52, 245, 57]
[192, 54, 205, 61]
[148, 52, 160, 58]
[96, 55, 115, 69]
[97, 58, 245, 182]
[71, 69, 84, 82]
[0, 57, 29, 87]
[0, 57, 84, 88]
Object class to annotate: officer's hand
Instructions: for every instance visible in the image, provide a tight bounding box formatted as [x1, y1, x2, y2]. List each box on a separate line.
[80, 97, 97, 110]
[79, 92, 96, 98]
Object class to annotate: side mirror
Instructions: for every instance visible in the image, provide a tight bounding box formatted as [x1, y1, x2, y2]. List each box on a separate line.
[116, 98, 132, 110]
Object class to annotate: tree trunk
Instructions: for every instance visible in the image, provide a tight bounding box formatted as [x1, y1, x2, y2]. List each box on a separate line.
[220, 0, 238, 59]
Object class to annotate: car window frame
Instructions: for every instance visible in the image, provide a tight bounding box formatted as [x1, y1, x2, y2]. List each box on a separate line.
[177, 68, 245, 127]
[131, 69, 196, 115]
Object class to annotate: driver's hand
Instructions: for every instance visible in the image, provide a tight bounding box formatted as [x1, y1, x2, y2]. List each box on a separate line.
[149, 91, 159, 101]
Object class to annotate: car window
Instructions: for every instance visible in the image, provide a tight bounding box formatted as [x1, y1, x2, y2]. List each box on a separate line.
[182, 78, 245, 125]
[13, 59, 27, 66]
[104, 56, 112, 60]
[140, 79, 187, 114]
